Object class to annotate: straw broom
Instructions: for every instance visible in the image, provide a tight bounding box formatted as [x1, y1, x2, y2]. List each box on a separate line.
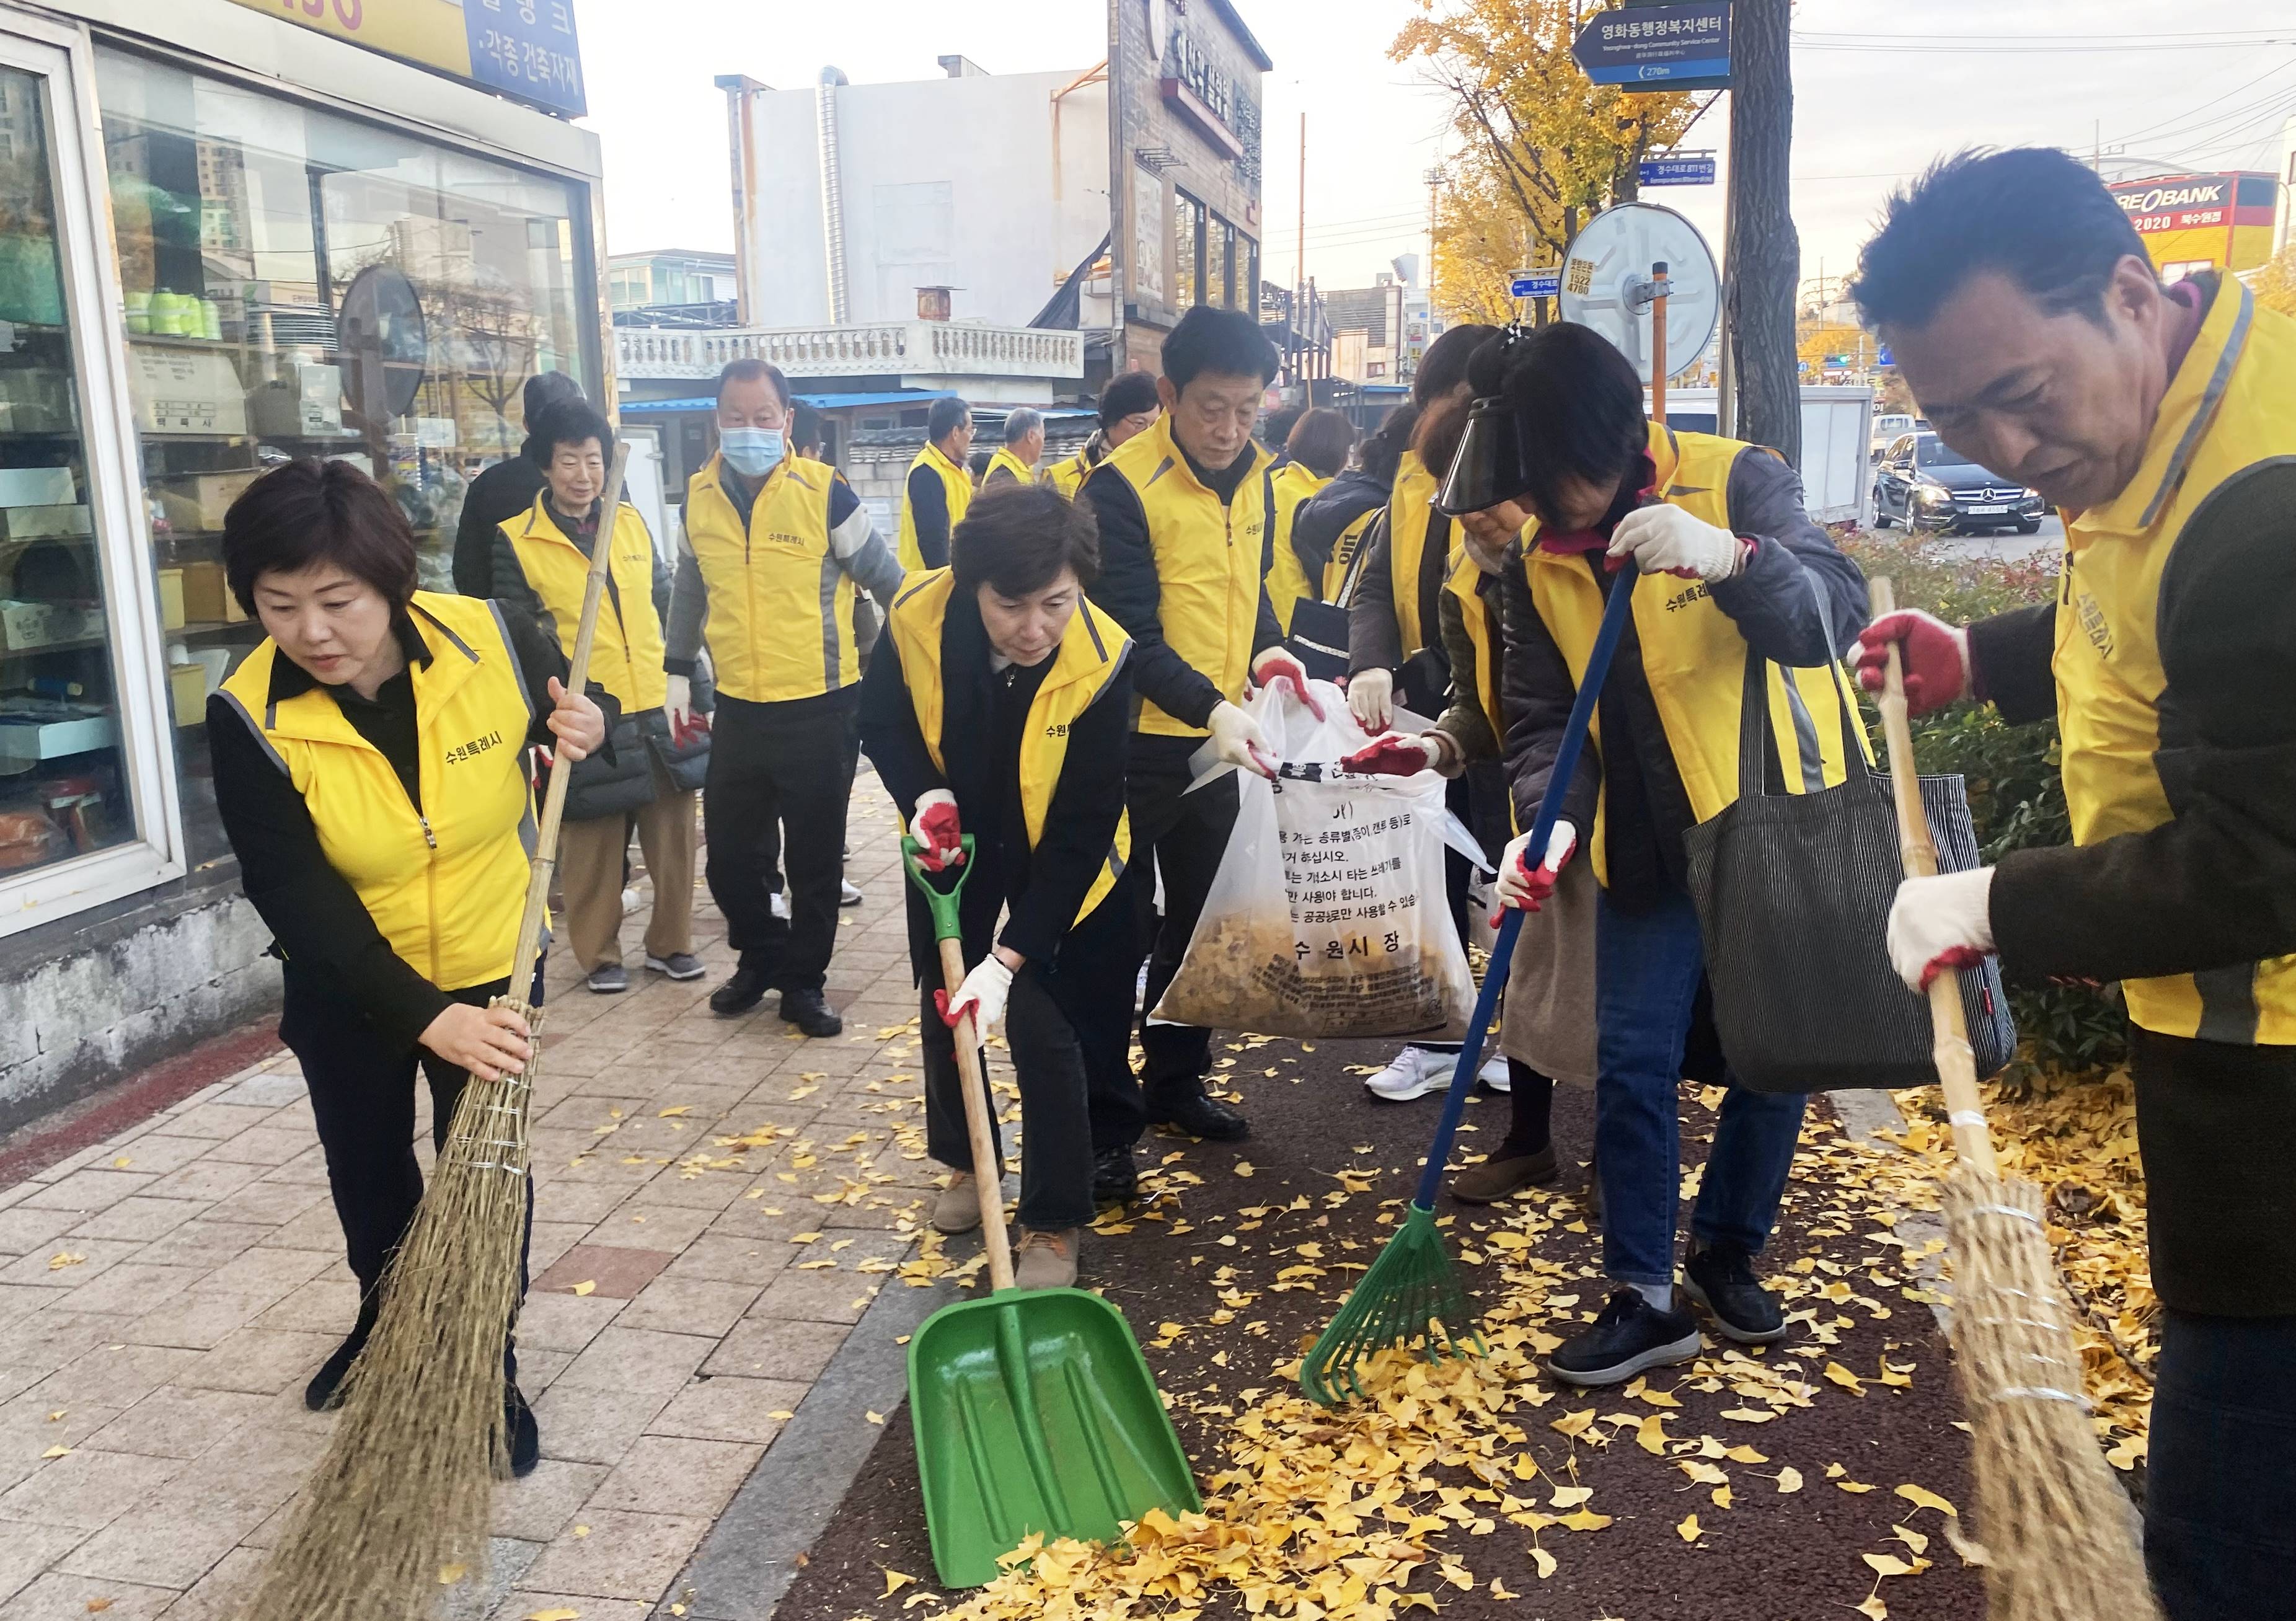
[1870, 577, 2159, 1621]
[240, 443, 633, 1621]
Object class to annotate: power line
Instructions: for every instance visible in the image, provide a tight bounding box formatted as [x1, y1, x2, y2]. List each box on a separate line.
[1792, 32, 2296, 55]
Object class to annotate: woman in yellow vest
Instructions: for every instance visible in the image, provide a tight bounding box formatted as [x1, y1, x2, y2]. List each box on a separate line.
[207, 458, 606, 1470]
[492, 400, 704, 996]
[857, 485, 1135, 1289]
[1847, 149, 2296, 1620]
[897, 395, 976, 570]
[1470, 322, 1871, 1388]
[1044, 372, 1161, 497]
[1295, 402, 1412, 604]
[1263, 407, 1355, 633]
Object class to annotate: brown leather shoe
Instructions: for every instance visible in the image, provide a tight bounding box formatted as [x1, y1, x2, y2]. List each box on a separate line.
[932, 1172, 986, 1234]
[1013, 1228, 1079, 1290]
[1450, 1144, 1560, 1203]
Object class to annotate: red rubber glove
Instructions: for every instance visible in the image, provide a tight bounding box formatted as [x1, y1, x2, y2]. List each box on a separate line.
[912, 788, 965, 872]
[1338, 734, 1452, 777]
[1249, 647, 1325, 719]
[1855, 610, 1971, 717]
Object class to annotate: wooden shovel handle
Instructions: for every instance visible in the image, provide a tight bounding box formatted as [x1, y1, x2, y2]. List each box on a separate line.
[938, 935, 1015, 1292]
[1870, 577, 1997, 1176]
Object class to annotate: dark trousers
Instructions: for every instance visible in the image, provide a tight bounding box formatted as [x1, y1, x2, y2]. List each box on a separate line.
[281, 966, 536, 1378]
[705, 689, 859, 992]
[2147, 1309, 2296, 1620]
[1123, 735, 1242, 1109]
[1040, 878, 1147, 1156]
[922, 968, 1094, 1231]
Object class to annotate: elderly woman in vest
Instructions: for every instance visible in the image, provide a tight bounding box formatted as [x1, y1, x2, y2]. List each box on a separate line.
[1483, 323, 1871, 1387]
[492, 399, 706, 995]
[208, 459, 607, 1470]
[857, 485, 1135, 1290]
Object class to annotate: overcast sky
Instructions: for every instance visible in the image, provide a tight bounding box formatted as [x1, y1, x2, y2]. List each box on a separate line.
[573, 0, 2296, 309]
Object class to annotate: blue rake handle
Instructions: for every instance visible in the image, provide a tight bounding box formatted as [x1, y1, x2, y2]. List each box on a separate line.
[1410, 564, 1640, 1210]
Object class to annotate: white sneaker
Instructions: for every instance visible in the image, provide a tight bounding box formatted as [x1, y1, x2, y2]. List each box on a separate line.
[1480, 1056, 1512, 1093]
[771, 891, 792, 921]
[840, 878, 865, 908]
[1364, 1046, 1449, 1102]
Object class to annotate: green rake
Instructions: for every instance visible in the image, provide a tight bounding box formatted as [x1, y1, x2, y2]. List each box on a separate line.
[1300, 564, 1640, 1406]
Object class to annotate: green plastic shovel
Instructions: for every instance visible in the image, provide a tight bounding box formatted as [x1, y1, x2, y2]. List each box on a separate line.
[901, 837, 1200, 1589]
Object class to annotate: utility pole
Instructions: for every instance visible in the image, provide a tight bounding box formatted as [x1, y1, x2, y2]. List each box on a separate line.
[1423, 164, 1445, 323]
[1726, 0, 1799, 465]
[1296, 112, 1307, 391]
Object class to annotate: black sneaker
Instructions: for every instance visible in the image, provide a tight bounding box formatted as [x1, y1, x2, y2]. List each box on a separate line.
[1146, 1084, 1248, 1142]
[505, 1383, 540, 1478]
[304, 1308, 376, 1411]
[1092, 1144, 1139, 1204]
[710, 963, 768, 1017]
[1682, 1242, 1788, 1345]
[780, 987, 843, 1038]
[1547, 1288, 1703, 1387]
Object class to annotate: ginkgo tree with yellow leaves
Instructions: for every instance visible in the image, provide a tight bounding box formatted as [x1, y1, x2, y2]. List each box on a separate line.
[1389, 0, 1711, 324]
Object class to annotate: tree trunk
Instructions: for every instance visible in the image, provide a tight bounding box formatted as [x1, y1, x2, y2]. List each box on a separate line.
[1726, 0, 1799, 465]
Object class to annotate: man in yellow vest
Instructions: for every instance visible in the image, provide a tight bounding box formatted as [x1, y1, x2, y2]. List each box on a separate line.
[1477, 322, 1870, 1387]
[1081, 306, 1315, 1188]
[664, 359, 905, 1034]
[981, 407, 1043, 491]
[897, 396, 975, 570]
[1847, 148, 2296, 1621]
[1045, 373, 1161, 497]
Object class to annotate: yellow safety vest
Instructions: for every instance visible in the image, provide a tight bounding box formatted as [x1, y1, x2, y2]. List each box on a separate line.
[898, 442, 974, 571]
[684, 453, 860, 704]
[1326, 502, 1382, 599]
[1264, 462, 1333, 634]
[217, 593, 535, 993]
[1093, 411, 1274, 738]
[885, 568, 1133, 925]
[981, 446, 1037, 489]
[1387, 450, 1442, 659]
[1445, 548, 1503, 749]
[1045, 447, 1094, 498]
[1522, 422, 1872, 886]
[497, 496, 665, 713]
[2057, 278, 2296, 1044]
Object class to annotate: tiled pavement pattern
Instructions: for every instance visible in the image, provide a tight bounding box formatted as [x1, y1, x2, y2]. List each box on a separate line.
[0, 772, 948, 1620]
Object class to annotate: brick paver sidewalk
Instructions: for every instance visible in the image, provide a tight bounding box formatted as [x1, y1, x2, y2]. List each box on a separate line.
[0, 772, 944, 1620]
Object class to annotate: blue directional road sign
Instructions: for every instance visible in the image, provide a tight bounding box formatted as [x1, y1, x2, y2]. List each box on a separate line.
[1640, 154, 1717, 187]
[1511, 269, 1563, 299]
[1877, 345, 1895, 367]
[1573, 2, 1731, 89]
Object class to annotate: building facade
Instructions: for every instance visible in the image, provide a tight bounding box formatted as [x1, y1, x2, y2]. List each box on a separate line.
[0, 0, 609, 1126]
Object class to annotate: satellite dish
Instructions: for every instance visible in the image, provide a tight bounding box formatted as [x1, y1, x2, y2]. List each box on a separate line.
[1558, 202, 1718, 384]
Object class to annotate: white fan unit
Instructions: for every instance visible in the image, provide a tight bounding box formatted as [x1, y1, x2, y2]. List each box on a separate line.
[1558, 201, 1719, 383]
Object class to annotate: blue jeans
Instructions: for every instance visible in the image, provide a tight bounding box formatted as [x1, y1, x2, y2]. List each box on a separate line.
[1594, 885, 1805, 1285]
[2146, 1309, 2296, 1620]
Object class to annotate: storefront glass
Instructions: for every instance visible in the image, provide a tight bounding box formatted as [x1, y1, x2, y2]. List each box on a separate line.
[92, 46, 596, 867]
[0, 61, 139, 880]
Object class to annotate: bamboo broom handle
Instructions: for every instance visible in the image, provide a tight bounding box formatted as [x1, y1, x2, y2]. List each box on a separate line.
[1649, 262, 1670, 422]
[1869, 578, 1996, 1177]
[938, 935, 1016, 1292]
[508, 440, 632, 990]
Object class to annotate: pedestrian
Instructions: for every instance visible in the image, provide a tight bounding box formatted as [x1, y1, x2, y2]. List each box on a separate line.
[490, 399, 704, 995]
[1346, 327, 1511, 1107]
[1847, 146, 2296, 1621]
[968, 449, 993, 488]
[1294, 402, 1414, 602]
[858, 485, 1135, 1289]
[450, 370, 586, 598]
[981, 407, 1044, 490]
[665, 359, 904, 1033]
[207, 458, 609, 1470]
[1264, 407, 1356, 634]
[1081, 304, 1319, 1193]
[1046, 372, 1162, 497]
[898, 395, 975, 570]
[1480, 321, 1870, 1386]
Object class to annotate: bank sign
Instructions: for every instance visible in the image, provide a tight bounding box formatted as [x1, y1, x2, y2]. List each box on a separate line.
[2106, 171, 2277, 274]
[224, 0, 585, 118]
[2109, 175, 2235, 235]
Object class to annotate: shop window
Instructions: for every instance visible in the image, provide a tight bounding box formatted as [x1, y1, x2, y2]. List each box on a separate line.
[1208, 214, 1235, 309]
[93, 47, 597, 869]
[1175, 192, 1204, 309]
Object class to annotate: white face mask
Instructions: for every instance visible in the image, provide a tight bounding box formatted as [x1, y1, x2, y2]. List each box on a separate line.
[720, 426, 784, 477]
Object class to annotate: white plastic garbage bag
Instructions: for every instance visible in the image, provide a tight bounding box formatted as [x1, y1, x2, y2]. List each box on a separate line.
[1151, 681, 1481, 1041]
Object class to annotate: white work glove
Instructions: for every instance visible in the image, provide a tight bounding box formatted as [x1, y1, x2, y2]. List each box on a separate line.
[1206, 699, 1275, 779]
[665, 673, 692, 732]
[1495, 819, 1578, 913]
[1606, 504, 1749, 582]
[1348, 667, 1395, 735]
[911, 787, 965, 872]
[1887, 868, 1997, 991]
[936, 953, 1015, 1036]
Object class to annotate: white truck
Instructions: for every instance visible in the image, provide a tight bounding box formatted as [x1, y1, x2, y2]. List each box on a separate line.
[1648, 384, 1875, 526]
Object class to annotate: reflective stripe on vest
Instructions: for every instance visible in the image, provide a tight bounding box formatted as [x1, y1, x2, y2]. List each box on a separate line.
[2057, 279, 2296, 1043]
[1522, 422, 1873, 886]
[499, 497, 665, 713]
[216, 592, 535, 992]
[898, 443, 974, 571]
[1265, 462, 1333, 634]
[1326, 502, 1382, 599]
[1098, 412, 1274, 738]
[683, 453, 855, 704]
[1387, 451, 1441, 658]
[885, 568, 1133, 925]
[1446, 549, 1503, 755]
